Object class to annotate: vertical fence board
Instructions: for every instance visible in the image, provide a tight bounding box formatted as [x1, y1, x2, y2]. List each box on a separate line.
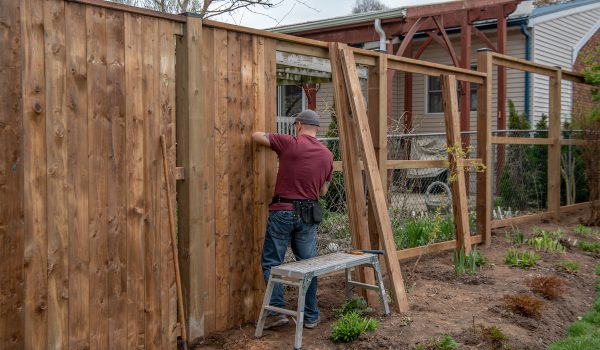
[86, 6, 110, 350]
[158, 20, 177, 348]
[476, 51, 493, 246]
[0, 0, 24, 347]
[106, 8, 127, 350]
[213, 27, 230, 331]
[21, 0, 48, 348]
[124, 12, 146, 350]
[200, 26, 217, 333]
[548, 70, 562, 220]
[240, 33, 255, 323]
[66, 3, 90, 349]
[44, 0, 68, 348]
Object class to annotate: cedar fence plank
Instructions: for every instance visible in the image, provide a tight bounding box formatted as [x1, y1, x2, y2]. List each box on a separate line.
[86, 6, 110, 349]
[476, 51, 492, 246]
[22, 0, 49, 348]
[43, 0, 68, 348]
[548, 70, 562, 220]
[336, 44, 409, 313]
[106, 8, 128, 350]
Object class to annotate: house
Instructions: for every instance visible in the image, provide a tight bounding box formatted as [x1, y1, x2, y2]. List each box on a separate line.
[271, 0, 600, 136]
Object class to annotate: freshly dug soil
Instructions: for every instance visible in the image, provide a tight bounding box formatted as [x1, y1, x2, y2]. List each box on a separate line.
[192, 209, 599, 349]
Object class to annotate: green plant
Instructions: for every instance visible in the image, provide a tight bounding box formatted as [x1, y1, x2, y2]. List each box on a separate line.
[506, 225, 525, 245]
[333, 297, 369, 317]
[330, 311, 378, 343]
[504, 249, 540, 268]
[318, 210, 350, 239]
[466, 248, 487, 269]
[453, 248, 466, 275]
[416, 335, 460, 350]
[480, 325, 511, 349]
[574, 224, 598, 236]
[455, 248, 487, 275]
[393, 209, 451, 250]
[556, 259, 581, 273]
[502, 294, 544, 318]
[578, 241, 600, 252]
[527, 229, 566, 253]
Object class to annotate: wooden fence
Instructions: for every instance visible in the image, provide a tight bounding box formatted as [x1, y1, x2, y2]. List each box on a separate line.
[0, 0, 181, 348]
[1, 0, 596, 348]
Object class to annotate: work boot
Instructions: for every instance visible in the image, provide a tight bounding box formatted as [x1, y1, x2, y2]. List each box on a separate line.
[304, 317, 320, 329]
[263, 314, 289, 330]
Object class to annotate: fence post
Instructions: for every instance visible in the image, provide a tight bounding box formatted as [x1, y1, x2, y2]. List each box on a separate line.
[176, 15, 207, 339]
[548, 69, 562, 220]
[476, 50, 492, 246]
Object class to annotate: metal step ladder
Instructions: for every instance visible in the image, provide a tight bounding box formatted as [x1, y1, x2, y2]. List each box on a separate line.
[255, 252, 390, 350]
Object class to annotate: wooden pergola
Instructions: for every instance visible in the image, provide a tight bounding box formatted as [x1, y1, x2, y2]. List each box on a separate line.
[286, 0, 522, 139]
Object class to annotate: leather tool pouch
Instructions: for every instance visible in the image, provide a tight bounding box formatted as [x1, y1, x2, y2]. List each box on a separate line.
[293, 201, 323, 225]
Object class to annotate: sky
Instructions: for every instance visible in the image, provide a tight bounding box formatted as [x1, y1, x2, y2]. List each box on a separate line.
[212, 0, 454, 29]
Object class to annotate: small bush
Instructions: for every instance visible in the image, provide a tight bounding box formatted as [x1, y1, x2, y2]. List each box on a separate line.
[526, 276, 567, 300]
[502, 294, 544, 318]
[330, 311, 378, 343]
[416, 335, 460, 350]
[578, 241, 600, 252]
[555, 260, 581, 274]
[504, 249, 540, 269]
[527, 228, 566, 253]
[333, 297, 369, 317]
[480, 325, 511, 349]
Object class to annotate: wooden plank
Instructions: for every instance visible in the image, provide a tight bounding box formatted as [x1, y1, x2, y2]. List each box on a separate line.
[212, 27, 230, 332]
[105, 8, 127, 350]
[21, 0, 48, 348]
[227, 30, 242, 328]
[43, 0, 68, 348]
[276, 41, 329, 59]
[199, 26, 217, 332]
[491, 52, 558, 77]
[65, 3, 90, 349]
[441, 74, 471, 255]
[240, 33, 255, 323]
[329, 43, 377, 306]
[336, 43, 409, 313]
[0, 0, 24, 347]
[141, 16, 162, 350]
[548, 70, 562, 220]
[491, 136, 552, 145]
[158, 19, 178, 349]
[559, 139, 585, 146]
[67, 0, 187, 23]
[432, 16, 460, 67]
[386, 55, 485, 84]
[175, 15, 203, 339]
[124, 12, 145, 349]
[86, 6, 110, 349]
[397, 235, 483, 261]
[491, 212, 554, 229]
[387, 160, 447, 169]
[174, 167, 185, 180]
[476, 51, 492, 247]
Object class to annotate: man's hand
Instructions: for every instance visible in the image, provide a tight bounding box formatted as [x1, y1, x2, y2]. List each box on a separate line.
[320, 181, 330, 197]
[252, 131, 271, 148]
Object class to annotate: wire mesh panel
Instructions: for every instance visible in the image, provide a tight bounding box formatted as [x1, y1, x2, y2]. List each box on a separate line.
[560, 130, 589, 205]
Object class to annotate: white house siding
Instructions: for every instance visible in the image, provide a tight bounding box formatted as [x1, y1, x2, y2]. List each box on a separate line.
[314, 78, 368, 136]
[531, 5, 600, 125]
[394, 27, 526, 134]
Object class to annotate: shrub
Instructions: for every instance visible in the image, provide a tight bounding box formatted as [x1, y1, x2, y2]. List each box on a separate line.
[416, 335, 460, 350]
[578, 241, 600, 252]
[480, 325, 510, 349]
[502, 294, 544, 318]
[555, 259, 581, 274]
[504, 249, 540, 269]
[330, 311, 378, 343]
[526, 276, 567, 300]
[333, 297, 369, 317]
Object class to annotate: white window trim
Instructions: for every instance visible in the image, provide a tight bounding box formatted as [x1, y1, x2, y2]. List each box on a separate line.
[276, 85, 307, 117]
[424, 66, 477, 116]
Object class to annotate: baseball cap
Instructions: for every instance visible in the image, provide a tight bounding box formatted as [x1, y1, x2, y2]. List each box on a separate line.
[294, 109, 321, 127]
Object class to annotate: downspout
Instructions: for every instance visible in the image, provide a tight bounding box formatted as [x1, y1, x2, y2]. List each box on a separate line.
[374, 18, 386, 52]
[520, 22, 531, 123]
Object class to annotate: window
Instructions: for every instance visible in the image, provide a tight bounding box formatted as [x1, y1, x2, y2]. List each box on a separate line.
[426, 66, 478, 113]
[277, 85, 306, 117]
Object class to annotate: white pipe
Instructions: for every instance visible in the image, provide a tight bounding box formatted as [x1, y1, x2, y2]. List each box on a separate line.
[374, 18, 386, 52]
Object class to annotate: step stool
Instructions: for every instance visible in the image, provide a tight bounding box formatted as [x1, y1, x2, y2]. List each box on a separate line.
[255, 252, 390, 350]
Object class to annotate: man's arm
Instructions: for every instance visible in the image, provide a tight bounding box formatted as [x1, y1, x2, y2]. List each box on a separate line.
[252, 131, 271, 148]
[320, 181, 330, 197]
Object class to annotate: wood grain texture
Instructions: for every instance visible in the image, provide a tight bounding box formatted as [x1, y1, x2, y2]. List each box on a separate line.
[441, 74, 471, 256]
[22, 0, 49, 347]
[124, 12, 145, 349]
[0, 0, 24, 347]
[397, 235, 483, 261]
[44, 1, 68, 348]
[337, 44, 409, 313]
[476, 51, 492, 246]
[86, 6, 110, 349]
[105, 9, 127, 350]
[65, 3, 90, 349]
[548, 70, 562, 220]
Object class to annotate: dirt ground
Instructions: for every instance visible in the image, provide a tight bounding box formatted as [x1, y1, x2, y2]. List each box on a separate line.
[191, 209, 599, 350]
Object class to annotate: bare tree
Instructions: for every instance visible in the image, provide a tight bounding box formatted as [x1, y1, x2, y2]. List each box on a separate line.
[533, 0, 572, 8]
[351, 0, 388, 14]
[110, 0, 279, 18]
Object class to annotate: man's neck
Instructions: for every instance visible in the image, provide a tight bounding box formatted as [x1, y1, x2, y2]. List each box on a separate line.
[298, 131, 317, 138]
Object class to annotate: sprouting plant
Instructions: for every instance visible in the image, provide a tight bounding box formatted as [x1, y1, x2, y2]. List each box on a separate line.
[578, 241, 600, 252]
[454, 248, 466, 275]
[480, 325, 511, 349]
[330, 311, 378, 343]
[504, 249, 540, 269]
[555, 259, 581, 274]
[334, 297, 369, 317]
[574, 224, 598, 236]
[506, 225, 524, 245]
[416, 335, 460, 350]
[527, 233, 566, 253]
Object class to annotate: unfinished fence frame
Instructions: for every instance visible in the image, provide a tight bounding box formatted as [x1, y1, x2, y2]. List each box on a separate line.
[1, 0, 598, 348]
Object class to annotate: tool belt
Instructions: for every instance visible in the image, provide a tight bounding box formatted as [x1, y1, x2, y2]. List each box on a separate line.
[271, 196, 323, 225]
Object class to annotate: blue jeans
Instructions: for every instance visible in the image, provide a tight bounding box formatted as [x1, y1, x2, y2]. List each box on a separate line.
[261, 210, 319, 322]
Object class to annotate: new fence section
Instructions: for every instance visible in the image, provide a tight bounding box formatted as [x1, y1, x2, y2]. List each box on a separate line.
[0, 0, 180, 349]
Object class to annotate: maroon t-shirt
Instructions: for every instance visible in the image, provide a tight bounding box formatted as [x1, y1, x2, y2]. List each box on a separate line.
[268, 134, 333, 211]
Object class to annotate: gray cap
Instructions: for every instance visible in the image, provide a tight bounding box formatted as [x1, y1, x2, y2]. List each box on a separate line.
[294, 109, 320, 127]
